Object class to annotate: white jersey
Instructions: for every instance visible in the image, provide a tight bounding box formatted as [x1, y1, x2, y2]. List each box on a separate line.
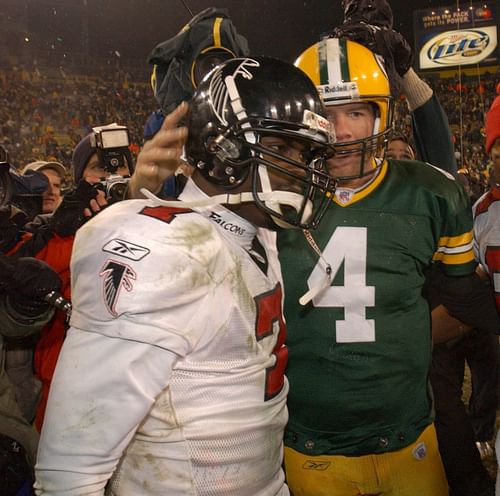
[35, 179, 289, 496]
[473, 185, 500, 311]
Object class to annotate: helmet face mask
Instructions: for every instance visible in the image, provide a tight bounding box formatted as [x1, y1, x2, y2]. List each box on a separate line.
[295, 37, 395, 181]
[186, 56, 337, 229]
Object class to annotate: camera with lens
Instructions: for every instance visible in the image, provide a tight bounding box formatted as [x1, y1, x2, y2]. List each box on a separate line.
[90, 124, 131, 203]
[0, 145, 48, 218]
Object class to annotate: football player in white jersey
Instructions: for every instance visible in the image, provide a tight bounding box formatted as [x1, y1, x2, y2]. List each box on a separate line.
[34, 56, 335, 496]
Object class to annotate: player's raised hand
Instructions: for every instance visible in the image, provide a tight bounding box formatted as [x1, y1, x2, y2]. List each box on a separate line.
[128, 102, 189, 198]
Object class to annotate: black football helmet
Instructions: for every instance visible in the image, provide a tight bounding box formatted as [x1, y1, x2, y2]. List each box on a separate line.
[185, 56, 336, 229]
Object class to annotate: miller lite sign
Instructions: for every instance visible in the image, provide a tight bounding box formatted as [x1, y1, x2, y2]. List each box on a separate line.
[419, 27, 498, 68]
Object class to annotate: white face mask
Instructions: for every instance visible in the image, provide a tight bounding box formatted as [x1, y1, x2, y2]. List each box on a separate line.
[256, 162, 313, 229]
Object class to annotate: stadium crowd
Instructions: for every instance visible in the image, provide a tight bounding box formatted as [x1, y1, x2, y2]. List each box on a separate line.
[0, 66, 153, 187]
[392, 70, 499, 199]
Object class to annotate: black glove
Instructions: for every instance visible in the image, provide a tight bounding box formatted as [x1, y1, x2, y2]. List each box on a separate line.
[0, 255, 62, 317]
[332, 23, 412, 94]
[0, 207, 29, 254]
[0, 253, 13, 293]
[342, 0, 393, 27]
[377, 27, 413, 77]
[331, 1, 413, 95]
[49, 180, 100, 237]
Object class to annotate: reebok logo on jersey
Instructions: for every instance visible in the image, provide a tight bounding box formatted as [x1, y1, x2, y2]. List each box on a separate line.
[302, 460, 331, 471]
[102, 239, 150, 261]
[209, 212, 246, 236]
[99, 260, 136, 317]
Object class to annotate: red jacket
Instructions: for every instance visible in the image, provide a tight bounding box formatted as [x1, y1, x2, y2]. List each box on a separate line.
[11, 230, 74, 431]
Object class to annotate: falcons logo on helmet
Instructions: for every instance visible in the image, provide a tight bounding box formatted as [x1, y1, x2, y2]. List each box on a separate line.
[99, 260, 137, 317]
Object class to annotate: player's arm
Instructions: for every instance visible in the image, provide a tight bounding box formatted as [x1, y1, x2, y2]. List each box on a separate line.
[404, 70, 457, 177]
[425, 172, 495, 343]
[382, 23, 457, 175]
[127, 102, 188, 199]
[34, 328, 178, 494]
[431, 305, 472, 344]
[427, 264, 500, 344]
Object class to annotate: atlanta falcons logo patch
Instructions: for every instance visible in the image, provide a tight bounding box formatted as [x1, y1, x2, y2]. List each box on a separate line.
[99, 259, 137, 316]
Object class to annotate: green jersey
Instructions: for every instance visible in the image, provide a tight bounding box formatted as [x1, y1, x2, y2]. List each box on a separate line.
[278, 159, 475, 456]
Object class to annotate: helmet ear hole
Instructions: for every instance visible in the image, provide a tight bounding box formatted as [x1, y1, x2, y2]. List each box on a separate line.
[369, 102, 379, 119]
[206, 135, 242, 161]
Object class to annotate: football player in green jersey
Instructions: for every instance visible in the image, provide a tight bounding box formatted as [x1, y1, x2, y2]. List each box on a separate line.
[279, 37, 481, 496]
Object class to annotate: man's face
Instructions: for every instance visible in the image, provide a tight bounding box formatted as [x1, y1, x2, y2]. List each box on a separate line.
[260, 135, 310, 190]
[222, 135, 325, 230]
[82, 153, 130, 184]
[41, 168, 63, 214]
[491, 139, 500, 185]
[325, 102, 376, 186]
[387, 139, 415, 161]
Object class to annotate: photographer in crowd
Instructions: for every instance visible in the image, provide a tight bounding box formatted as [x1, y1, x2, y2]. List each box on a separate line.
[4, 160, 66, 428]
[0, 154, 62, 494]
[0, 255, 61, 496]
[21, 161, 66, 216]
[5, 125, 133, 431]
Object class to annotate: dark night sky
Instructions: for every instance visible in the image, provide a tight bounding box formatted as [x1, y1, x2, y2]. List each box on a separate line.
[1, 0, 498, 65]
[84, 0, 484, 62]
[80, 0, 499, 61]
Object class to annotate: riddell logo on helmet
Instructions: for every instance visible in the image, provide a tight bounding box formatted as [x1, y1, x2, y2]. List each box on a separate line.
[319, 82, 359, 99]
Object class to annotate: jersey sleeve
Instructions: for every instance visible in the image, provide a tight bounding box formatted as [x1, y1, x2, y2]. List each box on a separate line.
[69, 201, 233, 358]
[431, 179, 476, 277]
[472, 188, 500, 311]
[35, 328, 178, 494]
[412, 94, 458, 177]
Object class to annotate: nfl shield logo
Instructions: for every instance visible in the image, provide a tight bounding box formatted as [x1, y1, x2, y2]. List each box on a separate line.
[335, 188, 354, 205]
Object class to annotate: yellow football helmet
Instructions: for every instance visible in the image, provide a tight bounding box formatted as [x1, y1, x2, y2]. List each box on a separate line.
[295, 37, 394, 179]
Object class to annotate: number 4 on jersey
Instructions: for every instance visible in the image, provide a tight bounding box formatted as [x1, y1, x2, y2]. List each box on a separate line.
[308, 226, 376, 343]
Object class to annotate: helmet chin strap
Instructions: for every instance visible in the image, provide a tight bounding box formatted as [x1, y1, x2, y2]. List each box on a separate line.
[256, 163, 313, 228]
[140, 186, 313, 226]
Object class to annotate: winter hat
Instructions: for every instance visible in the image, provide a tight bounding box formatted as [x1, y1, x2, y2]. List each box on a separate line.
[486, 82, 500, 154]
[148, 7, 249, 114]
[72, 133, 134, 184]
[22, 160, 66, 178]
[71, 134, 94, 184]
